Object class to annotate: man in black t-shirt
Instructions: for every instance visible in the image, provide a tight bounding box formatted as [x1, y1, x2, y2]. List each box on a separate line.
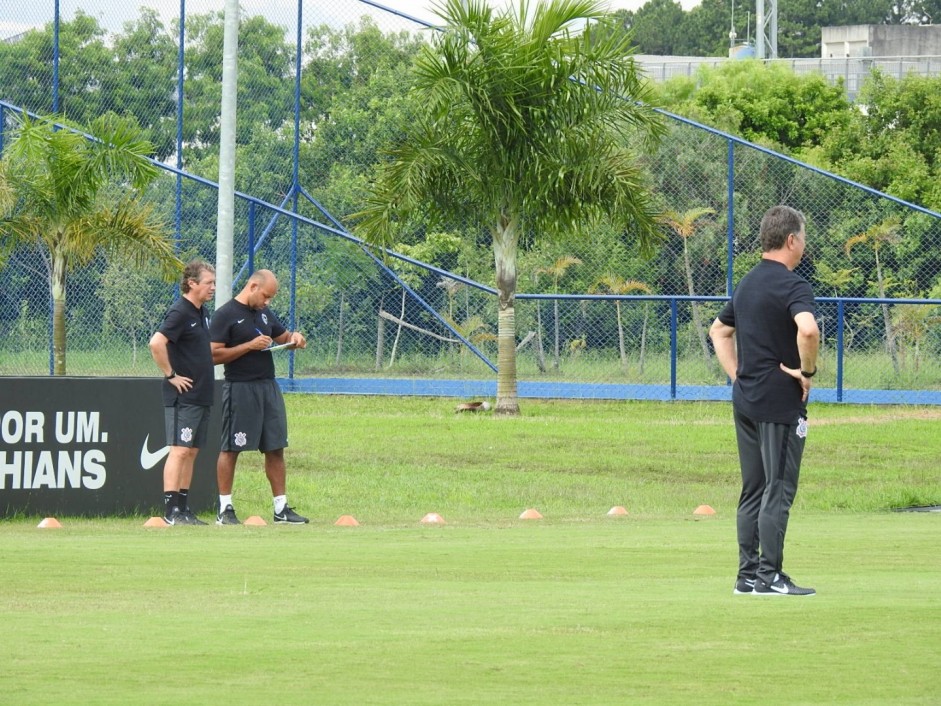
[210, 269, 308, 525]
[710, 205, 820, 597]
[149, 260, 216, 525]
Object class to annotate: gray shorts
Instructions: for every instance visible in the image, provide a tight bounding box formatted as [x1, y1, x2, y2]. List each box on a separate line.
[164, 403, 211, 448]
[220, 379, 288, 453]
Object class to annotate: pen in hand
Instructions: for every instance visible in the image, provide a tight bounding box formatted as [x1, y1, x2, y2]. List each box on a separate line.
[254, 327, 272, 350]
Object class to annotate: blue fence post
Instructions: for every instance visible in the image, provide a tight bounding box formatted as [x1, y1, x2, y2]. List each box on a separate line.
[52, 0, 59, 114]
[173, 0, 185, 299]
[836, 299, 845, 402]
[247, 201, 256, 275]
[48, 1, 60, 375]
[727, 139, 735, 295]
[286, 0, 304, 381]
[670, 298, 678, 400]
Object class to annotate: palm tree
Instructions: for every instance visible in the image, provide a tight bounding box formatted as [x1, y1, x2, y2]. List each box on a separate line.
[845, 218, 901, 374]
[891, 303, 939, 373]
[537, 256, 582, 371]
[353, 0, 665, 414]
[813, 261, 859, 351]
[659, 207, 715, 366]
[591, 275, 652, 371]
[0, 112, 180, 374]
[442, 313, 497, 370]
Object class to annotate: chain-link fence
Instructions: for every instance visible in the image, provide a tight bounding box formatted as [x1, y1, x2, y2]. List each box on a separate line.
[2, 1, 941, 404]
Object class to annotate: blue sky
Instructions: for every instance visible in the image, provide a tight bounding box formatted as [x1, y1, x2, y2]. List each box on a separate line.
[1, 0, 702, 39]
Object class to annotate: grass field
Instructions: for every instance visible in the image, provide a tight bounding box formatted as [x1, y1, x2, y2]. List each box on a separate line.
[2, 397, 940, 704]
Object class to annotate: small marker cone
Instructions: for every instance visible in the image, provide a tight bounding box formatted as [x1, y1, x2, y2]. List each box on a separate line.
[37, 517, 62, 528]
[519, 508, 543, 520]
[334, 515, 359, 527]
[693, 504, 716, 516]
[607, 506, 628, 516]
[244, 515, 268, 526]
[420, 512, 445, 525]
[144, 516, 169, 527]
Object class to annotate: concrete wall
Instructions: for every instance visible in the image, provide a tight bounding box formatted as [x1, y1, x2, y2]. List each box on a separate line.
[822, 24, 941, 58]
[871, 25, 941, 57]
[821, 25, 872, 58]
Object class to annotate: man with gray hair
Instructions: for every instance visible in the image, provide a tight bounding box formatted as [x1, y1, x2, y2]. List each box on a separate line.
[709, 205, 820, 596]
[149, 259, 217, 525]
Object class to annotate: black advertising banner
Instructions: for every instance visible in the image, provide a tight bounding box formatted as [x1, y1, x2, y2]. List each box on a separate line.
[0, 378, 221, 517]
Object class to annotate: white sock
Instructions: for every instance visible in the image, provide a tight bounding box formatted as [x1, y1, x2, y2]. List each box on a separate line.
[273, 495, 287, 514]
[219, 495, 233, 512]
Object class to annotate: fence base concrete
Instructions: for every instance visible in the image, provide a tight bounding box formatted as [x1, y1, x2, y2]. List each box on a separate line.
[277, 377, 941, 405]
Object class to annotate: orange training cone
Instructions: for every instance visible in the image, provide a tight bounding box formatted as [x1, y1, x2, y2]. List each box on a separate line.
[243, 515, 268, 526]
[37, 517, 62, 528]
[693, 504, 716, 516]
[519, 508, 543, 520]
[420, 512, 446, 525]
[334, 515, 360, 527]
[144, 516, 169, 527]
[607, 506, 628, 516]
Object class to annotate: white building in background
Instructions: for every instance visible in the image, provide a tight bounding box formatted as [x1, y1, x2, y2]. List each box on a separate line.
[821, 24, 941, 58]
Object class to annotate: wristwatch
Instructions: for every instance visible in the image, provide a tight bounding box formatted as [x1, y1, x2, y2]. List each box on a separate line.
[800, 368, 816, 378]
[165, 370, 176, 380]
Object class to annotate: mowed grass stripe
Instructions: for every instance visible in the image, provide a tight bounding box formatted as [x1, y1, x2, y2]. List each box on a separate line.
[2, 397, 939, 704]
[1, 515, 939, 704]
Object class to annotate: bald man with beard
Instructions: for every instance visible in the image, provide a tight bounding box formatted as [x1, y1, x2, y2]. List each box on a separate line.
[209, 269, 309, 525]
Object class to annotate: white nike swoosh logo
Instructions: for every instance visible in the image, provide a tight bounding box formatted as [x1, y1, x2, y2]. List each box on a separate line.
[140, 434, 171, 470]
[190, 322, 198, 327]
[237, 318, 245, 323]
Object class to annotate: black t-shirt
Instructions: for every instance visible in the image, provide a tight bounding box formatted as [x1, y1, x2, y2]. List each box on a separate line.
[157, 297, 214, 407]
[210, 298, 287, 382]
[717, 259, 816, 423]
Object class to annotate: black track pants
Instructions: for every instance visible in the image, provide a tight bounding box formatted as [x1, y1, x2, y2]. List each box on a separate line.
[733, 408, 806, 584]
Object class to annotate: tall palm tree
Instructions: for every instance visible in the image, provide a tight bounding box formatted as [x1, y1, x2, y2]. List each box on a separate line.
[0, 112, 180, 374]
[591, 275, 652, 371]
[845, 218, 901, 374]
[659, 207, 715, 366]
[537, 256, 582, 371]
[353, 0, 665, 414]
[813, 261, 858, 351]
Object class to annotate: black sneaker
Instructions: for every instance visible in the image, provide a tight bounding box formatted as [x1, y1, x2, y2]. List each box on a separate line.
[164, 506, 181, 526]
[273, 506, 309, 524]
[733, 577, 756, 595]
[216, 504, 241, 525]
[169, 509, 206, 526]
[754, 572, 815, 596]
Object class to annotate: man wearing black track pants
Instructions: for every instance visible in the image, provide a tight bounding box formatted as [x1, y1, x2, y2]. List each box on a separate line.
[709, 205, 820, 597]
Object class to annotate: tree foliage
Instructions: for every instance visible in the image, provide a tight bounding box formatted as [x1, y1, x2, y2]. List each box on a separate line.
[657, 61, 851, 152]
[3, 5, 941, 379]
[353, 0, 665, 413]
[0, 112, 180, 374]
[617, 0, 926, 58]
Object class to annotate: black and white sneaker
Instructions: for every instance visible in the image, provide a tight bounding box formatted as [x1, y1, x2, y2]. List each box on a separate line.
[216, 504, 241, 525]
[754, 572, 815, 596]
[180, 510, 208, 525]
[733, 577, 756, 595]
[273, 506, 309, 524]
[165, 507, 204, 526]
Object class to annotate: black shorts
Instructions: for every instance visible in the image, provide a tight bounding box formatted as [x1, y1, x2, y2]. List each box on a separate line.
[220, 379, 288, 453]
[164, 403, 211, 448]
